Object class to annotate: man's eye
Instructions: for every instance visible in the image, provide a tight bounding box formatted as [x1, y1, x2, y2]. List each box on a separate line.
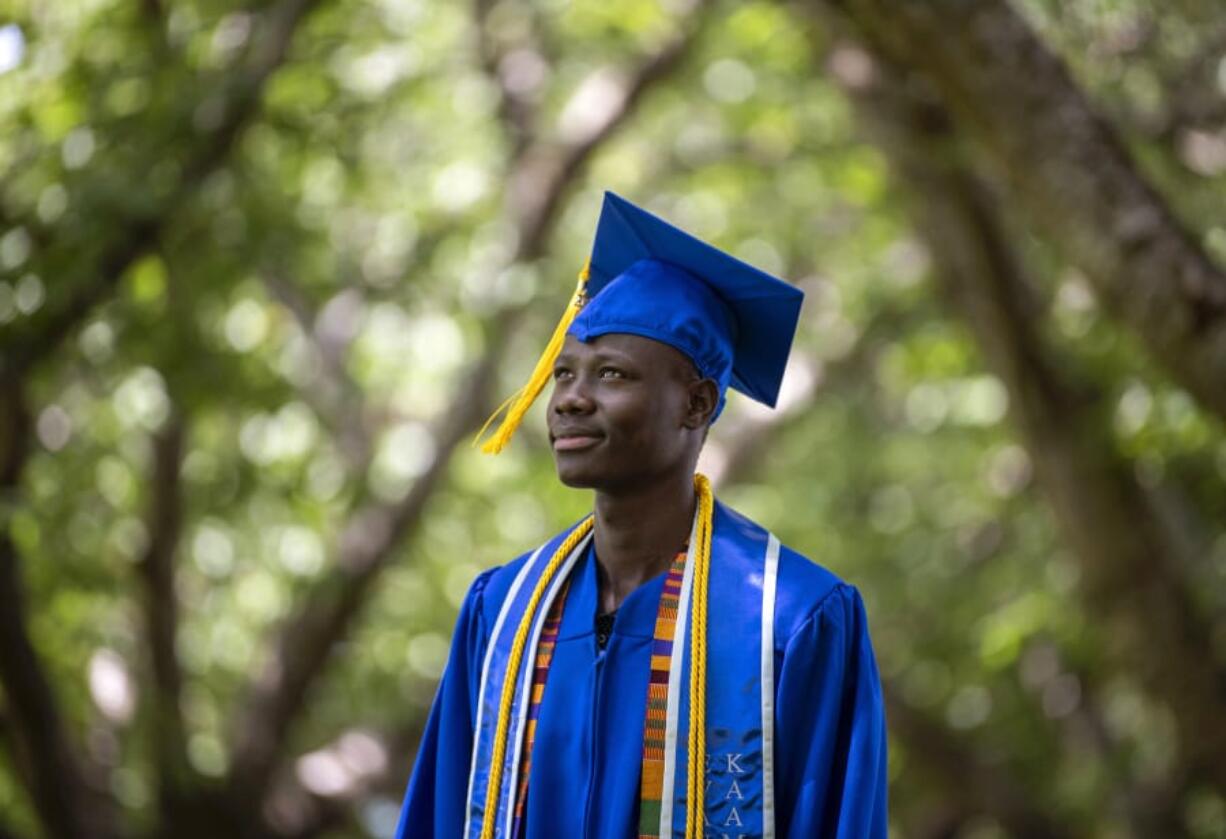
[553, 368, 572, 380]
[599, 367, 625, 379]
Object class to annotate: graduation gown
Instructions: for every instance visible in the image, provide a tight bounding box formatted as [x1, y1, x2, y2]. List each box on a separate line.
[396, 521, 887, 839]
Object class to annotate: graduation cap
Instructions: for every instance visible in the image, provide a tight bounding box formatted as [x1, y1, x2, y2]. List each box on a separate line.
[476, 191, 805, 454]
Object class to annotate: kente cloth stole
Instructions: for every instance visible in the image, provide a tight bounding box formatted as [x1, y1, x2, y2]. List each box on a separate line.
[464, 503, 783, 839]
[507, 552, 688, 839]
[636, 552, 687, 837]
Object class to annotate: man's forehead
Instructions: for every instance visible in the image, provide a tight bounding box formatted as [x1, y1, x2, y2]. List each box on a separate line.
[560, 333, 690, 364]
[559, 333, 701, 377]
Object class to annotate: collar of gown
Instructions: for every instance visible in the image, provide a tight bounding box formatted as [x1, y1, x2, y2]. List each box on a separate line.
[554, 542, 674, 643]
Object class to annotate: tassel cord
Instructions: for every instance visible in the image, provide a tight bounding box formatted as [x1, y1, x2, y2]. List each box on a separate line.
[475, 261, 591, 454]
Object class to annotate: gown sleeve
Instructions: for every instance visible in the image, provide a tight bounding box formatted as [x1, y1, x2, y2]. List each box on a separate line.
[395, 568, 497, 839]
[774, 583, 888, 839]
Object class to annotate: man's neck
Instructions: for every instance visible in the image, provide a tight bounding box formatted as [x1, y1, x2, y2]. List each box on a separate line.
[592, 471, 696, 615]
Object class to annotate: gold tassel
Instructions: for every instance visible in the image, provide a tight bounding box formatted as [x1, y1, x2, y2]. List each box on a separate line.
[474, 259, 591, 454]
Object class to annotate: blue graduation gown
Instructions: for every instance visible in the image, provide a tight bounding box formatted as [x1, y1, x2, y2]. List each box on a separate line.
[396, 540, 887, 838]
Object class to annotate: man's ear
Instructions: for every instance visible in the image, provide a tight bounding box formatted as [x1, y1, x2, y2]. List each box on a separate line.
[683, 378, 720, 430]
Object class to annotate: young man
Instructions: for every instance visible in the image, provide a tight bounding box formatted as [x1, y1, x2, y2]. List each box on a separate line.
[397, 193, 887, 838]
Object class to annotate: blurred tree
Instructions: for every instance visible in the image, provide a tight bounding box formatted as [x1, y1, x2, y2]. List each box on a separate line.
[809, 0, 1226, 801]
[826, 38, 1211, 830]
[1, 1, 1225, 838]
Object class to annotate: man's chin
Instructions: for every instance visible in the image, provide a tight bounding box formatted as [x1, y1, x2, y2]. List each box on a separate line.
[554, 463, 657, 495]
[552, 453, 616, 489]
[554, 464, 602, 489]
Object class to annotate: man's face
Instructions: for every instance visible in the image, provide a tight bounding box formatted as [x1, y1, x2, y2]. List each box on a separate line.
[546, 333, 704, 492]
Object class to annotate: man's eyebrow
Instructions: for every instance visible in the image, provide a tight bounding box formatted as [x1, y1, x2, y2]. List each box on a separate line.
[554, 348, 638, 366]
[589, 348, 638, 364]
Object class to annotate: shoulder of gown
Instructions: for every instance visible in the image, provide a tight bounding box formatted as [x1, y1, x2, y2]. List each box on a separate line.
[470, 545, 544, 635]
[771, 539, 856, 647]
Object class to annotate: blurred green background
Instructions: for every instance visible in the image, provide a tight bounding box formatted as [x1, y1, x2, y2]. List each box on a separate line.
[2, 0, 1226, 837]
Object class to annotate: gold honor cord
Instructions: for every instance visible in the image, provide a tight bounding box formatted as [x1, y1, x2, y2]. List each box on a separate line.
[479, 515, 595, 839]
[477, 475, 715, 839]
[686, 473, 713, 839]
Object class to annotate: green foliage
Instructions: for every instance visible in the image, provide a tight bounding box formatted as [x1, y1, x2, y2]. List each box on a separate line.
[2, 1, 1225, 837]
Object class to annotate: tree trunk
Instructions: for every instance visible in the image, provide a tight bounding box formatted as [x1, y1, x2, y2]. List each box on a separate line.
[812, 0, 1226, 424]
[828, 39, 1226, 796]
[0, 380, 114, 839]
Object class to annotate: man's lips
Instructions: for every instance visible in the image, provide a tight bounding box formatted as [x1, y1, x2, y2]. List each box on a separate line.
[551, 432, 604, 451]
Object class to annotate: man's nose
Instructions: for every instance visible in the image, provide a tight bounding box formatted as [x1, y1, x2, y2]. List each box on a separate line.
[553, 378, 596, 414]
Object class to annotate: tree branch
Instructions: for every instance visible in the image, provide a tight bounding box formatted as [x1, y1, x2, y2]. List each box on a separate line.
[1062, 663, 1189, 835]
[712, 289, 916, 488]
[883, 684, 1075, 838]
[509, 4, 711, 259]
[225, 324, 508, 804]
[1140, 25, 1226, 141]
[225, 4, 712, 808]
[260, 275, 372, 470]
[0, 816, 33, 839]
[813, 0, 1226, 424]
[140, 0, 166, 29]
[0, 0, 326, 380]
[827, 38, 1226, 791]
[0, 379, 100, 839]
[472, 0, 541, 156]
[136, 412, 197, 816]
[262, 714, 432, 839]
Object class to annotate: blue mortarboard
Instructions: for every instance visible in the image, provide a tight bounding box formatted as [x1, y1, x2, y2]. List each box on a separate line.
[572, 191, 804, 415]
[476, 191, 804, 453]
